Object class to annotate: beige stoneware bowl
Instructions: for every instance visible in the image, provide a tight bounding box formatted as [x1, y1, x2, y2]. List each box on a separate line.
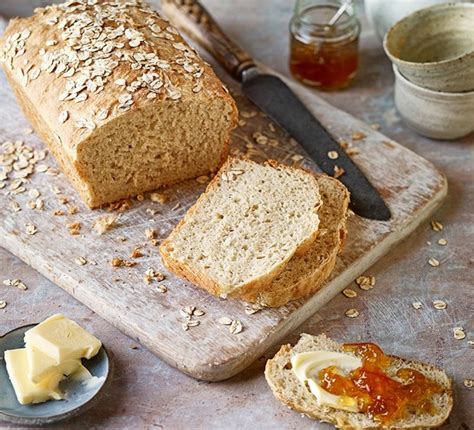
[393, 65, 474, 140]
[384, 3, 474, 93]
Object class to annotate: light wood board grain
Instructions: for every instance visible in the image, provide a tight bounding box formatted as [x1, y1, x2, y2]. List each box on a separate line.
[0, 30, 446, 380]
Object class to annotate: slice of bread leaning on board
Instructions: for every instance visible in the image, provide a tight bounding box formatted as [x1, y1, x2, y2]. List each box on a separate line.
[1, 2, 453, 428]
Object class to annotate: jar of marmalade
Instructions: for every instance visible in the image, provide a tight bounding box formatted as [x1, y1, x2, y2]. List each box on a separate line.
[289, 0, 360, 90]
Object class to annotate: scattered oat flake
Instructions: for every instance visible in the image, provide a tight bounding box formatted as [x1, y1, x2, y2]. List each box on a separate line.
[25, 224, 37, 235]
[355, 275, 375, 290]
[428, 257, 440, 267]
[59, 111, 69, 124]
[328, 151, 339, 160]
[75, 256, 87, 266]
[229, 319, 243, 334]
[245, 303, 263, 315]
[3, 279, 27, 290]
[433, 300, 447, 310]
[430, 220, 443, 232]
[464, 379, 474, 388]
[92, 214, 119, 235]
[438, 239, 448, 246]
[412, 301, 422, 310]
[345, 308, 359, 318]
[342, 288, 357, 298]
[0, 301, 6, 309]
[453, 327, 466, 340]
[352, 132, 366, 141]
[194, 309, 205, 317]
[218, 317, 233, 325]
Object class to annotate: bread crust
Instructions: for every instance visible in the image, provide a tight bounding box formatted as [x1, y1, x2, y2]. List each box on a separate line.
[0, 0, 238, 208]
[160, 157, 322, 299]
[240, 174, 349, 306]
[265, 334, 453, 429]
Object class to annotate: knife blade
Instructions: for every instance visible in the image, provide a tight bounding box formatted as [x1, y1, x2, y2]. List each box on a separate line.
[162, 0, 391, 221]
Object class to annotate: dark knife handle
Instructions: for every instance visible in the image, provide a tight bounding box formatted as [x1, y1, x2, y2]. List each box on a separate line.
[161, 0, 256, 81]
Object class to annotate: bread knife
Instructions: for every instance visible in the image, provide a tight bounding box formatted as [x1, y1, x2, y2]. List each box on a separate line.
[162, 0, 391, 221]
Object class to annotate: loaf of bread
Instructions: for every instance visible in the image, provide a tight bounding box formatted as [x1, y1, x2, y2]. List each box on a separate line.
[0, 0, 238, 207]
[265, 334, 453, 429]
[160, 158, 322, 299]
[240, 174, 349, 307]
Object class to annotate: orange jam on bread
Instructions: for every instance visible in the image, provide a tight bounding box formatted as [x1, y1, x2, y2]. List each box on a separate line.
[318, 343, 443, 425]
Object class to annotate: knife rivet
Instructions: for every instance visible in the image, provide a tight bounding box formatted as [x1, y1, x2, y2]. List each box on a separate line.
[328, 150, 339, 160]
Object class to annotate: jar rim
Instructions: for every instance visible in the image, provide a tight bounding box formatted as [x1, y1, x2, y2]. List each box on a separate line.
[293, 0, 359, 35]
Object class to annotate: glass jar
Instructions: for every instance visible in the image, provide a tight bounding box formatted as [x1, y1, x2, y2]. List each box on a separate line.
[289, 0, 361, 90]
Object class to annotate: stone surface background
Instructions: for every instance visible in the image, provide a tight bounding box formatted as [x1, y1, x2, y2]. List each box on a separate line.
[1, 1, 472, 429]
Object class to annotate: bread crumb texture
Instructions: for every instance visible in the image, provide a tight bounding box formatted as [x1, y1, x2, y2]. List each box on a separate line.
[0, 0, 238, 207]
[160, 158, 322, 299]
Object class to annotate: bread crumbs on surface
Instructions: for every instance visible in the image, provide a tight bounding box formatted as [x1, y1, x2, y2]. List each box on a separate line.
[412, 301, 422, 310]
[342, 288, 357, 298]
[333, 165, 345, 179]
[67, 205, 78, 215]
[67, 222, 81, 235]
[453, 327, 466, 340]
[464, 379, 474, 388]
[111, 257, 136, 268]
[438, 238, 448, 246]
[345, 308, 359, 318]
[196, 175, 209, 184]
[430, 220, 443, 232]
[53, 209, 65, 216]
[92, 214, 119, 234]
[130, 247, 143, 258]
[428, 257, 440, 267]
[150, 192, 168, 204]
[433, 300, 447, 310]
[0, 300, 6, 309]
[145, 228, 157, 240]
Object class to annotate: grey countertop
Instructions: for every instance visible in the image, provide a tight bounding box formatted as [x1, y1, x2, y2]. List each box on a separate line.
[1, 1, 473, 429]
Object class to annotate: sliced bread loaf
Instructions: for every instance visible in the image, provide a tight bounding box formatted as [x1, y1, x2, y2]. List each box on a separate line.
[265, 334, 453, 429]
[0, 0, 237, 207]
[240, 174, 349, 307]
[160, 157, 322, 298]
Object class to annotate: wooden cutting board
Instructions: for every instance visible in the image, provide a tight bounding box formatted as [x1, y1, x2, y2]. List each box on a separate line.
[0, 29, 446, 380]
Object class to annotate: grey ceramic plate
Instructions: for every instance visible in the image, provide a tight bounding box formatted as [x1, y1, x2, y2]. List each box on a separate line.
[0, 324, 112, 425]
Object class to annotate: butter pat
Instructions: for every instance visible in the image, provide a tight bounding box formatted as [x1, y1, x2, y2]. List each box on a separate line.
[26, 346, 81, 383]
[24, 314, 101, 363]
[4, 349, 63, 405]
[291, 351, 362, 412]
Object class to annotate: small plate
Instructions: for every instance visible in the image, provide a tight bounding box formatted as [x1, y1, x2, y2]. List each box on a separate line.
[0, 324, 112, 425]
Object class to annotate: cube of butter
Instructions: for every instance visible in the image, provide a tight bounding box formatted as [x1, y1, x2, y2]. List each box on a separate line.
[24, 314, 101, 364]
[4, 348, 64, 405]
[26, 345, 81, 383]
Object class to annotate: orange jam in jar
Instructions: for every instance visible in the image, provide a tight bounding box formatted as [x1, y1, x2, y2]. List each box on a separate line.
[289, 0, 360, 90]
[318, 343, 444, 425]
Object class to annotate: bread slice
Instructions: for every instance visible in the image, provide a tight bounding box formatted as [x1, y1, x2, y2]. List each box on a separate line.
[160, 157, 322, 298]
[265, 334, 453, 429]
[240, 174, 349, 307]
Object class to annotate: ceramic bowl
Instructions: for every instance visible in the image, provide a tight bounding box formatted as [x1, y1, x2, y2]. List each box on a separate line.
[393, 65, 474, 140]
[384, 3, 474, 93]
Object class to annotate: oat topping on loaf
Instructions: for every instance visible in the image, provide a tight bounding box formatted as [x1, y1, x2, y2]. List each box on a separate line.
[0, 0, 238, 207]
